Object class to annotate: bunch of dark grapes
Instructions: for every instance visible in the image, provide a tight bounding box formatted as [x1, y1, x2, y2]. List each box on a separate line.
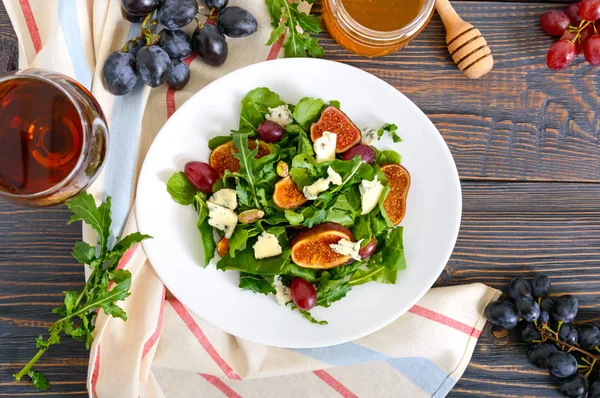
[485, 275, 600, 397]
[103, 0, 257, 96]
[541, 0, 600, 70]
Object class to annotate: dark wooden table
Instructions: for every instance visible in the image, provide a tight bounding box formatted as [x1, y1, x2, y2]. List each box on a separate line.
[1, 0, 599, 397]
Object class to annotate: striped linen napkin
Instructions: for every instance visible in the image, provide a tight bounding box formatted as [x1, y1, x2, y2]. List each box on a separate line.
[3, 0, 501, 396]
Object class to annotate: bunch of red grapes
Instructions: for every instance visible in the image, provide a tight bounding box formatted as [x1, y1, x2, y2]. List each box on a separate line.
[542, 0, 600, 69]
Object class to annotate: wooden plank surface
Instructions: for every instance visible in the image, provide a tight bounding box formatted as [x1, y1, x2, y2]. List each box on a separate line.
[1, 0, 600, 397]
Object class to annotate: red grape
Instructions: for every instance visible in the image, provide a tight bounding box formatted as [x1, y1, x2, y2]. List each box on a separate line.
[579, 0, 600, 22]
[358, 238, 377, 259]
[577, 24, 595, 53]
[546, 39, 577, 70]
[584, 35, 600, 64]
[540, 10, 570, 36]
[257, 121, 284, 142]
[341, 144, 376, 163]
[566, 2, 582, 25]
[184, 161, 219, 193]
[291, 278, 317, 310]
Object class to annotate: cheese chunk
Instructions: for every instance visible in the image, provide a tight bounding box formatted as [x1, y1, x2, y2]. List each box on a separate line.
[329, 238, 363, 261]
[303, 178, 331, 200]
[314, 131, 337, 163]
[265, 105, 293, 127]
[208, 189, 237, 210]
[253, 232, 283, 259]
[359, 176, 385, 215]
[361, 127, 378, 145]
[327, 167, 342, 185]
[207, 202, 238, 239]
[273, 276, 292, 305]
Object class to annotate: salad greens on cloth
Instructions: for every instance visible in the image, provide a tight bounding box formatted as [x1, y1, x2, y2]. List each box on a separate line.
[167, 88, 408, 323]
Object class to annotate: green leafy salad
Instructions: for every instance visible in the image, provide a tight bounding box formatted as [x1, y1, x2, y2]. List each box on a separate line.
[167, 87, 409, 323]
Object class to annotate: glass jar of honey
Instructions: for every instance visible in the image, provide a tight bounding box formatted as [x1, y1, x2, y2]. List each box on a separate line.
[323, 0, 436, 57]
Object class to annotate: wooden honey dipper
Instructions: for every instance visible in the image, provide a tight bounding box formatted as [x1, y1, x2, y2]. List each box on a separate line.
[435, 0, 493, 78]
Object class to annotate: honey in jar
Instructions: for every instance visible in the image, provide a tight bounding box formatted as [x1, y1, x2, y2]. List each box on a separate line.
[323, 0, 436, 57]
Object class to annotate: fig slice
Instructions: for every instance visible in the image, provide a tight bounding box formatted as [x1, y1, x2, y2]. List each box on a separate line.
[209, 140, 271, 177]
[381, 163, 410, 225]
[290, 222, 355, 269]
[310, 106, 361, 153]
[273, 176, 307, 210]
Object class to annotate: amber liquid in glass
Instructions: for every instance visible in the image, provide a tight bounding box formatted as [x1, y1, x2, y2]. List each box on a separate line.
[0, 78, 83, 195]
[342, 0, 424, 31]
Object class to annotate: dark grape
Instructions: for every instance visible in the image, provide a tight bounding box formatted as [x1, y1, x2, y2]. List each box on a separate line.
[517, 296, 540, 322]
[484, 301, 519, 329]
[566, 2, 582, 25]
[545, 351, 578, 379]
[580, 0, 600, 21]
[532, 274, 551, 297]
[547, 39, 577, 70]
[158, 0, 198, 30]
[522, 323, 541, 342]
[584, 35, 600, 65]
[121, 7, 146, 23]
[527, 343, 558, 368]
[540, 10, 570, 36]
[291, 278, 317, 310]
[193, 24, 228, 66]
[590, 381, 600, 398]
[257, 121, 285, 142]
[103, 50, 139, 96]
[553, 295, 579, 323]
[508, 277, 532, 300]
[558, 323, 578, 345]
[341, 145, 376, 164]
[358, 237, 377, 259]
[205, 0, 228, 11]
[540, 297, 555, 314]
[217, 6, 258, 38]
[122, 0, 160, 15]
[578, 324, 600, 349]
[128, 38, 145, 57]
[184, 161, 219, 193]
[158, 29, 193, 59]
[561, 374, 589, 397]
[136, 45, 171, 87]
[167, 59, 190, 90]
[538, 310, 550, 325]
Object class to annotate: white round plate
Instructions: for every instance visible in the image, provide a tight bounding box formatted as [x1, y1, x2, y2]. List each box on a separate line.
[137, 58, 461, 348]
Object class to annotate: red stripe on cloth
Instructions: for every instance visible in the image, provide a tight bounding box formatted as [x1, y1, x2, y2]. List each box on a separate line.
[166, 53, 198, 119]
[313, 370, 358, 398]
[267, 30, 286, 60]
[18, 0, 42, 53]
[409, 305, 482, 338]
[141, 285, 167, 360]
[199, 374, 242, 398]
[169, 298, 241, 379]
[90, 344, 101, 398]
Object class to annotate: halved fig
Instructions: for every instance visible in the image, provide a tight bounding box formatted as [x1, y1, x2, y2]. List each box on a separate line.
[381, 163, 410, 225]
[290, 222, 355, 269]
[209, 140, 271, 177]
[273, 176, 307, 209]
[310, 106, 361, 153]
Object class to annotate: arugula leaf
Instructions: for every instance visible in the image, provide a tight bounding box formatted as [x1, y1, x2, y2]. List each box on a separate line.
[194, 194, 216, 266]
[377, 123, 402, 143]
[284, 263, 318, 282]
[288, 303, 328, 325]
[232, 133, 261, 208]
[72, 241, 96, 264]
[284, 209, 304, 226]
[27, 370, 49, 391]
[66, 192, 111, 253]
[293, 97, 324, 130]
[316, 283, 352, 307]
[208, 136, 231, 150]
[382, 227, 406, 271]
[238, 88, 284, 133]
[349, 264, 397, 286]
[265, 0, 325, 58]
[217, 234, 291, 275]
[239, 273, 276, 295]
[166, 172, 198, 205]
[228, 225, 260, 257]
[112, 232, 151, 257]
[352, 215, 373, 247]
[285, 124, 314, 156]
[328, 100, 341, 109]
[375, 149, 402, 165]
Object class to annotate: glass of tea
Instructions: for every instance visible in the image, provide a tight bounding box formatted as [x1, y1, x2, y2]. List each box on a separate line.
[323, 0, 436, 57]
[0, 69, 108, 206]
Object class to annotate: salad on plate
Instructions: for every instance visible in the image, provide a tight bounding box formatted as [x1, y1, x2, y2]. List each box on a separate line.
[166, 87, 410, 323]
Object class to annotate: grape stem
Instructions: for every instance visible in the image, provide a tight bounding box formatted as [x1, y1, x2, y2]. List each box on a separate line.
[536, 322, 600, 362]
